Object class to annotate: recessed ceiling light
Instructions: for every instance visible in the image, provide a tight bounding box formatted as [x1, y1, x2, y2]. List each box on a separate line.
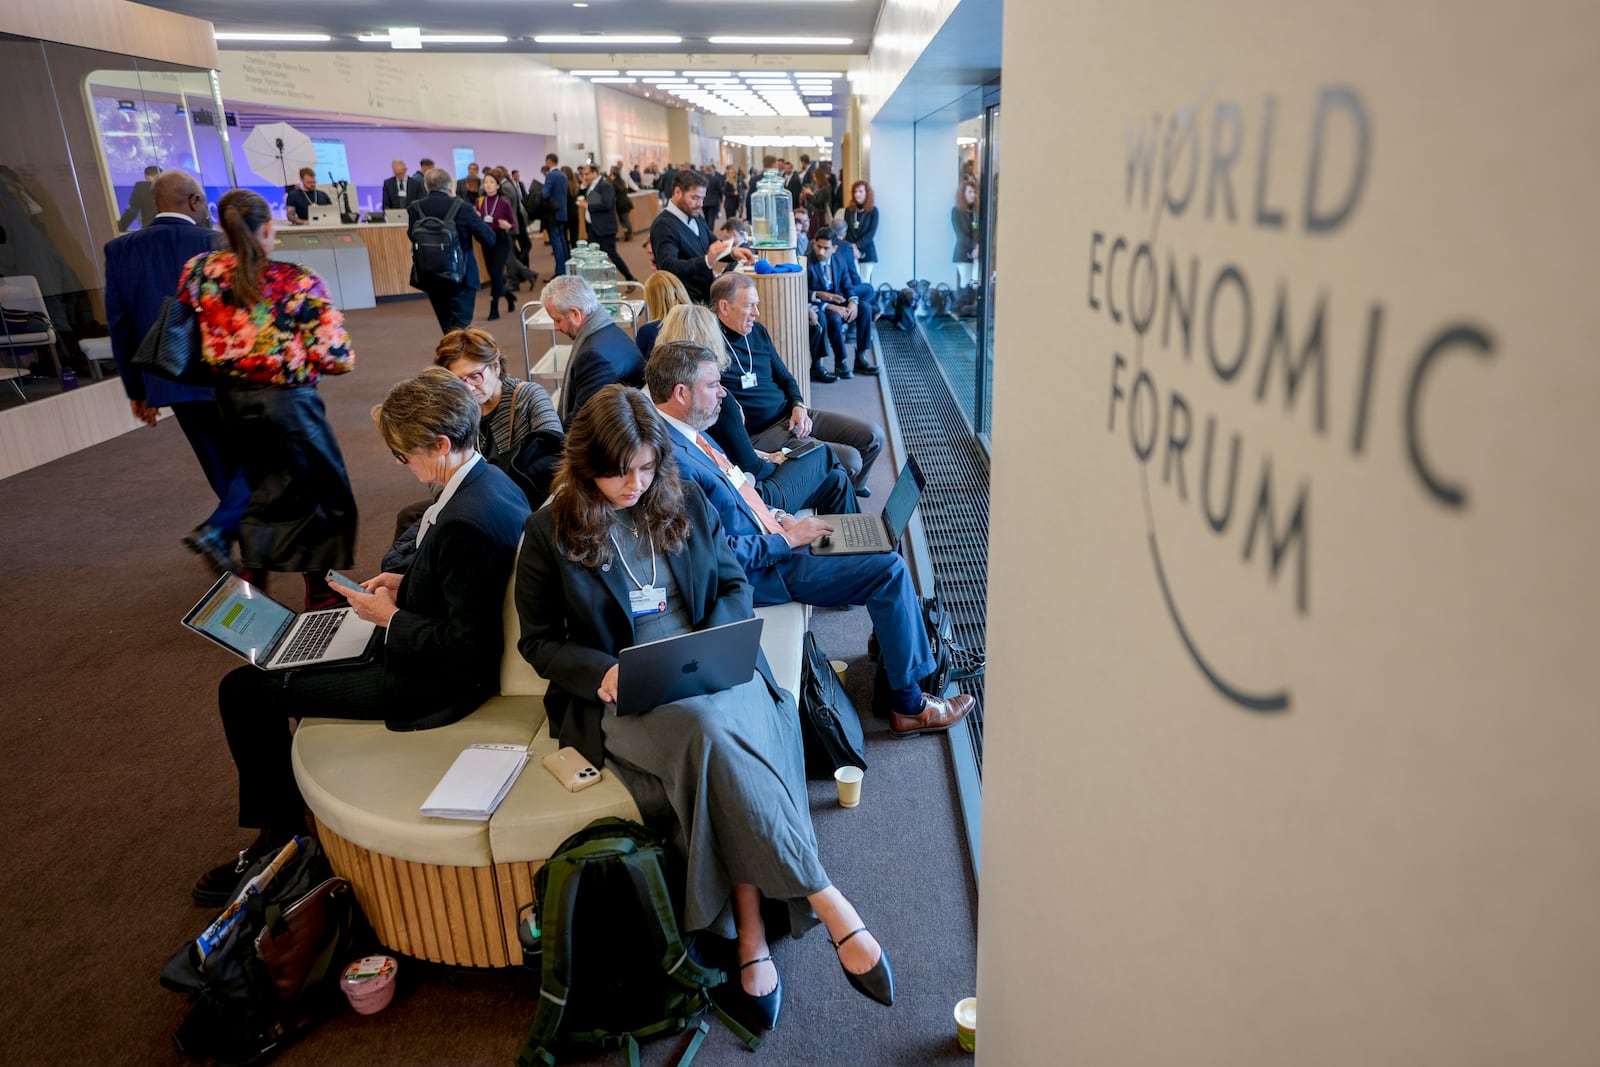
[590, 77, 637, 83]
[690, 70, 732, 76]
[534, 34, 683, 44]
[626, 70, 678, 77]
[573, 2, 589, 6]
[359, 32, 508, 45]
[214, 32, 332, 42]
[808, 103, 834, 112]
[567, 69, 621, 76]
[707, 36, 852, 46]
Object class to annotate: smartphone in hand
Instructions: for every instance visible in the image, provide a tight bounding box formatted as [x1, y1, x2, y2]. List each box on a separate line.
[325, 569, 366, 595]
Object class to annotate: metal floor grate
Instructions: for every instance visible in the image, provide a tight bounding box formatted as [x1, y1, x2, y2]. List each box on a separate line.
[880, 321, 990, 772]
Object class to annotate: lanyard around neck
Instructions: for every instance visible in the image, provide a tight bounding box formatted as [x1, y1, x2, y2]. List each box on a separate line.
[608, 527, 657, 591]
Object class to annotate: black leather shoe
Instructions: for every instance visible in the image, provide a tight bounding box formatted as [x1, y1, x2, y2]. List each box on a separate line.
[737, 955, 783, 1029]
[835, 364, 854, 379]
[832, 928, 894, 1007]
[183, 525, 236, 576]
[853, 359, 880, 375]
[810, 364, 838, 383]
[854, 486, 872, 498]
[192, 839, 270, 908]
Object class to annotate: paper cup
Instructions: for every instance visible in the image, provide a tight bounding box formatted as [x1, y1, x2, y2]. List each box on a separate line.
[829, 659, 848, 682]
[834, 765, 864, 808]
[954, 996, 977, 1053]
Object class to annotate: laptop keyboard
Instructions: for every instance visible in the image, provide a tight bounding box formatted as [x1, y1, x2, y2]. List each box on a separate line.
[837, 514, 883, 548]
[277, 611, 344, 663]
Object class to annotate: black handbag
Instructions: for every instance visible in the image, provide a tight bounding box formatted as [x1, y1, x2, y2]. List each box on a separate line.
[130, 294, 206, 382]
[798, 631, 868, 778]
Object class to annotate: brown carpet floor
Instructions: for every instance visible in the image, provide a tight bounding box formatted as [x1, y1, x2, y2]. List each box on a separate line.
[0, 233, 977, 1066]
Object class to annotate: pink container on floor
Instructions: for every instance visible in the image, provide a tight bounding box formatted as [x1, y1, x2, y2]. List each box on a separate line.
[340, 955, 398, 1015]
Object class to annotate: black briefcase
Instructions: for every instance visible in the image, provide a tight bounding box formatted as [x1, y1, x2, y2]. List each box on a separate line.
[798, 632, 868, 778]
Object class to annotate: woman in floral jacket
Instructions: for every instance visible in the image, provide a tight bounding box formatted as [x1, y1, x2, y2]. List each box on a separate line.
[178, 189, 357, 610]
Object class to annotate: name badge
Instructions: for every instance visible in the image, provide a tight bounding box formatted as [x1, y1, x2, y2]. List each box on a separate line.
[740, 372, 757, 389]
[727, 466, 747, 489]
[629, 586, 666, 616]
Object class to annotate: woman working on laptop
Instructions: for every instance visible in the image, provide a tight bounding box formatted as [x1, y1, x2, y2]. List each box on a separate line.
[514, 384, 894, 1029]
[191, 370, 532, 908]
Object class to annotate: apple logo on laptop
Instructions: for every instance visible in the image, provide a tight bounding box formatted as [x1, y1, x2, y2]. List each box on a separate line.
[681, 659, 700, 675]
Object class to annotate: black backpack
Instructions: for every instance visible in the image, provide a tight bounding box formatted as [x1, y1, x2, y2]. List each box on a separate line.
[516, 818, 759, 1067]
[160, 837, 370, 1065]
[409, 198, 467, 286]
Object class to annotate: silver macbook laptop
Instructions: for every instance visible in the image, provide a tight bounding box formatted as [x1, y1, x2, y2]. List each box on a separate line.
[811, 455, 927, 556]
[384, 208, 409, 224]
[308, 204, 337, 225]
[615, 617, 765, 716]
[182, 572, 376, 670]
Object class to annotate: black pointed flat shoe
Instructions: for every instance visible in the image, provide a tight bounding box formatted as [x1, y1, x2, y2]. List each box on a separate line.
[832, 928, 894, 1007]
[738, 955, 783, 1029]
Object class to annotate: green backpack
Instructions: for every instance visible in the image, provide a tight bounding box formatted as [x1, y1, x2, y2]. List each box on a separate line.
[515, 817, 760, 1067]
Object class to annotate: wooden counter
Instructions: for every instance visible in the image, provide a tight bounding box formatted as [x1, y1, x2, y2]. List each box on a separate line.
[282, 222, 415, 298]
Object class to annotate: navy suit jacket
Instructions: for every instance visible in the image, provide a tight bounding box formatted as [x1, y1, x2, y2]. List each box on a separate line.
[662, 419, 802, 606]
[382, 175, 424, 210]
[806, 255, 851, 305]
[514, 480, 781, 767]
[558, 319, 647, 425]
[408, 190, 496, 289]
[102, 216, 223, 406]
[580, 178, 618, 238]
[385, 459, 531, 730]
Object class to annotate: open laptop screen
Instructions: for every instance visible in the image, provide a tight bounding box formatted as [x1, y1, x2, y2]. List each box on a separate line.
[185, 574, 295, 666]
[882, 455, 927, 541]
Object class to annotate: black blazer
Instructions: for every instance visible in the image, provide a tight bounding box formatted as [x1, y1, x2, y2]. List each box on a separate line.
[408, 190, 496, 289]
[558, 319, 647, 425]
[382, 175, 424, 210]
[843, 206, 878, 263]
[581, 178, 618, 238]
[285, 187, 332, 221]
[384, 459, 532, 730]
[515, 481, 781, 766]
[648, 209, 723, 304]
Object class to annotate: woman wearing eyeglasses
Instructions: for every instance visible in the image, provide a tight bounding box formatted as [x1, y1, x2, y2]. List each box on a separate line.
[515, 384, 894, 1031]
[433, 328, 563, 509]
[191, 368, 532, 909]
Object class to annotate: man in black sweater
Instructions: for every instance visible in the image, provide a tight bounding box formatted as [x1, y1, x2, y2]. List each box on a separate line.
[647, 169, 754, 304]
[711, 272, 884, 495]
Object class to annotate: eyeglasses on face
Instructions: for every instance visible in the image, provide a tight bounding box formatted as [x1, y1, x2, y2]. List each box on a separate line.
[392, 449, 410, 465]
[457, 367, 491, 386]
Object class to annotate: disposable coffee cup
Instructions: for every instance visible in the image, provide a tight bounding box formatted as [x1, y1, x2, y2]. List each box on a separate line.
[834, 766, 864, 808]
[954, 996, 977, 1053]
[829, 659, 848, 683]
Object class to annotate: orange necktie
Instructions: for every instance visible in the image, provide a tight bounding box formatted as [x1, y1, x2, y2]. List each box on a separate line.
[695, 432, 785, 535]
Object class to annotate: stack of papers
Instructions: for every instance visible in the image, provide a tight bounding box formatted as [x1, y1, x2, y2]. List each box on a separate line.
[420, 743, 529, 820]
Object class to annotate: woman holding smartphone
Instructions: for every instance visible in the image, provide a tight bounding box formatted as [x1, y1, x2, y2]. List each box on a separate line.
[515, 384, 894, 1030]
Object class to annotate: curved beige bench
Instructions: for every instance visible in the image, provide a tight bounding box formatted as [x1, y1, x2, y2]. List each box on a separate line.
[292, 555, 808, 967]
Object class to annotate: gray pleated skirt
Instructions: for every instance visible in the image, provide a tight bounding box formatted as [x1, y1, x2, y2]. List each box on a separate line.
[601, 677, 828, 940]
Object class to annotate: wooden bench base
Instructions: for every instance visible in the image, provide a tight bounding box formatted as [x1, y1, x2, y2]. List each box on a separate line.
[316, 816, 542, 968]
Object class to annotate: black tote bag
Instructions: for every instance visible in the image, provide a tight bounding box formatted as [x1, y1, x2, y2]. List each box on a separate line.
[130, 294, 207, 383]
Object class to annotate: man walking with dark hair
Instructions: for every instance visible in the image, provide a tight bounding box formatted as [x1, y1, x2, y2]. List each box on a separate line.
[542, 153, 570, 277]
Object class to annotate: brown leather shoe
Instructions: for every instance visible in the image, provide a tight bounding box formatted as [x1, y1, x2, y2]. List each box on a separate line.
[889, 693, 975, 737]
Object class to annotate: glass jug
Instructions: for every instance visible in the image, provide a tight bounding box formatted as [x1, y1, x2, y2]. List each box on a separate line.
[749, 170, 793, 249]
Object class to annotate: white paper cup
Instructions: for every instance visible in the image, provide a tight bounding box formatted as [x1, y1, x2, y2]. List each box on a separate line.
[834, 765, 864, 808]
[954, 996, 977, 1052]
[829, 659, 848, 682]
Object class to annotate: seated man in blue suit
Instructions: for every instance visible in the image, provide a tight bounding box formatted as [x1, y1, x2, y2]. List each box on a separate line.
[825, 218, 879, 375]
[103, 169, 249, 573]
[644, 340, 974, 738]
[806, 234, 860, 380]
[546, 274, 646, 425]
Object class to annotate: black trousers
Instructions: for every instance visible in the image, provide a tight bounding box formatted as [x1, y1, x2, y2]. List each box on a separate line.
[170, 400, 251, 535]
[219, 658, 388, 833]
[425, 283, 477, 332]
[484, 236, 512, 301]
[592, 234, 637, 281]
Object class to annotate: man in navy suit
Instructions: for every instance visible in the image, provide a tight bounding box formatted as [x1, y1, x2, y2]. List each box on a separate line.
[103, 170, 248, 573]
[545, 275, 646, 425]
[646, 340, 974, 738]
[807, 233, 860, 378]
[824, 219, 879, 374]
[408, 167, 497, 331]
[576, 163, 635, 282]
[648, 169, 754, 304]
[381, 158, 423, 210]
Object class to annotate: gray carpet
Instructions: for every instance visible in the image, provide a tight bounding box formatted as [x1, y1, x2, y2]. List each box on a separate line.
[0, 237, 977, 1066]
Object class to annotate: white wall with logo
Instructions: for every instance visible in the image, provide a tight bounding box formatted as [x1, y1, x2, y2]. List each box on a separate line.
[979, 1, 1600, 1063]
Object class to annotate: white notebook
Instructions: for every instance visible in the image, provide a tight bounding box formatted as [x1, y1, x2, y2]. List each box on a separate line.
[420, 743, 529, 821]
